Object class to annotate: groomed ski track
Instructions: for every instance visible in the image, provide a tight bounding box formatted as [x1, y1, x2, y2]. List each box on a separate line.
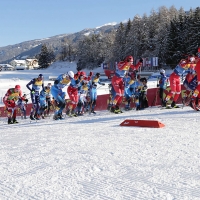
[0, 106, 200, 200]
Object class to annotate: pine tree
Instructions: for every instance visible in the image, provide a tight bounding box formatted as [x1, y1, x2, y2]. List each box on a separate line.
[38, 44, 55, 69]
[112, 22, 125, 61]
[59, 43, 68, 61]
[165, 19, 180, 67]
[187, 7, 200, 54]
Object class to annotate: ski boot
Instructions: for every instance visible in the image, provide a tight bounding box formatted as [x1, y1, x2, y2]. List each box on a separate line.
[196, 99, 200, 111]
[91, 109, 96, 114]
[34, 114, 41, 120]
[70, 109, 77, 117]
[53, 113, 59, 120]
[8, 117, 13, 124]
[171, 101, 180, 108]
[162, 100, 167, 107]
[12, 118, 19, 124]
[163, 101, 172, 109]
[58, 113, 65, 120]
[114, 105, 122, 114]
[110, 106, 115, 113]
[136, 106, 140, 111]
[30, 115, 35, 120]
[66, 109, 71, 116]
[77, 111, 84, 116]
[190, 98, 200, 111]
[161, 100, 166, 107]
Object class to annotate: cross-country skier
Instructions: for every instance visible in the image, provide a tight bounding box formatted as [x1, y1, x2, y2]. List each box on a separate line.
[66, 71, 85, 117]
[38, 86, 49, 119]
[157, 69, 168, 107]
[163, 58, 193, 108]
[189, 48, 200, 110]
[51, 71, 74, 120]
[123, 72, 135, 110]
[26, 74, 44, 120]
[131, 75, 143, 110]
[107, 83, 116, 111]
[88, 72, 105, 114]
[17, 94, 28, 119]
[138, 77, 149, 110]
[182, 56, 197, 106]
[3, 85, 26, 124]
[110, 55, 143, 113]
[44, 83, 52, 116]
[76, 77, 89, 115]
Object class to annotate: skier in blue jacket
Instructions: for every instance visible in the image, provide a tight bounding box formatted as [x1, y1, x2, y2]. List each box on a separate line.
[157, 69, 168, 107]
[26, 74, 44, 120]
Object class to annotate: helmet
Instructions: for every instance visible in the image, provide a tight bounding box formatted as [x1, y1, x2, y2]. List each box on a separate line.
[76, 71, 81, 76]
[74, 74, 78, 80]
[80, 71, 86, 77]
[130, 72, 136, 79]
[96, 72, 101, 77]
[160, 69, 165, 74]
[125, 55, 133, 63]
[38, 74, 43, 79]
[89, 71, 93, 76]
[179, 59, 187, 67]
[15, 85, 21, 90]
[83, 76, 88, 83]
[67, 71, 74, 79]
[190, 57, 195, 62]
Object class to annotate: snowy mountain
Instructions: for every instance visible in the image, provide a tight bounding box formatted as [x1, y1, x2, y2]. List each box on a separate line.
[0, 24, 119, 64]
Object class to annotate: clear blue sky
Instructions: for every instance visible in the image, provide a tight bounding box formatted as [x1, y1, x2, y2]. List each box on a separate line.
[0, 0, 199, 47]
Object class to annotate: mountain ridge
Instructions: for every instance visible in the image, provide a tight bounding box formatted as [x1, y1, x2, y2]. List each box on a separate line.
[0, 24, 119, 64]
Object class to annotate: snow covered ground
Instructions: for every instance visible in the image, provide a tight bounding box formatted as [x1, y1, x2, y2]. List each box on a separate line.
[0, 106, 200, 199]
[0, 62, 200, 199]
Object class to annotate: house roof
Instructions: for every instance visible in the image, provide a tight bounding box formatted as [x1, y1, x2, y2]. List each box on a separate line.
[26, 59, 38, 62]
[11, 59, 26, 64]
[0, 64, 14, 68]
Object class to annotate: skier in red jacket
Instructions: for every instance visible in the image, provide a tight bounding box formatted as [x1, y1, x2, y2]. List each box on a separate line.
[3, 85, 27, 124]
[110, 55, 143, 113]
[190, 47, 200, 110]
[163, 55, 196, 108]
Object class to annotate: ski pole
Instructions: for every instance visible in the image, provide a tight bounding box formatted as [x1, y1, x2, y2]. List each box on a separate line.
[97, 85, 103, 89]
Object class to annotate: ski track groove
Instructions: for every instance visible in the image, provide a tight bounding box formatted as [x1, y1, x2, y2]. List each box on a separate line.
[121, 170, 200, 199]
[11, 163, 52, 178]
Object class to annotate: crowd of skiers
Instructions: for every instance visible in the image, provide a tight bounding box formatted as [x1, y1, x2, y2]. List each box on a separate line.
[157, 47, 200, 110]
[2, 47, 200, 124]
[3, 71, 106, 124]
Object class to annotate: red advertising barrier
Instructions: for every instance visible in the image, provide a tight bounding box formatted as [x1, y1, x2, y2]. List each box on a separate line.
[0, 85, 188, 118]
[120, 119, 165, 128]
